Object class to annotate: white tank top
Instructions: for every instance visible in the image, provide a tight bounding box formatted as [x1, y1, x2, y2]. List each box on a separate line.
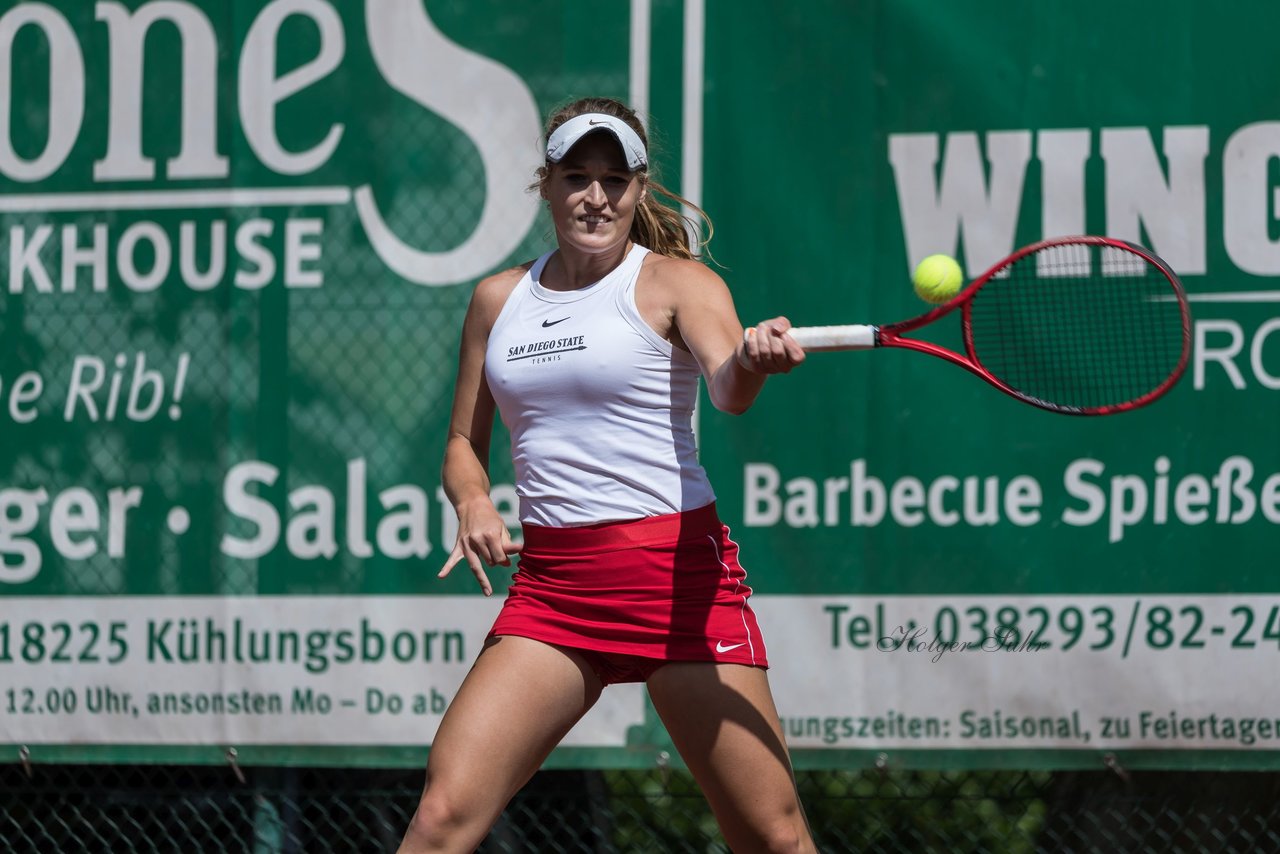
[485, 244, 716, 527]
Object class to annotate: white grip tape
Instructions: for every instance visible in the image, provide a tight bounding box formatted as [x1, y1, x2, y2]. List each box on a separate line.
[784, 324, 878, 351]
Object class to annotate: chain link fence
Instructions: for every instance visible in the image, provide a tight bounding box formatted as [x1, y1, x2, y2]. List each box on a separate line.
[4, 764, 1280, 852]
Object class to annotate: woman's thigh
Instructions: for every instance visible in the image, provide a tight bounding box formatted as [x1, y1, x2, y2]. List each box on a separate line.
[646, 662, 813, 852]
[424, 636, 604, 807]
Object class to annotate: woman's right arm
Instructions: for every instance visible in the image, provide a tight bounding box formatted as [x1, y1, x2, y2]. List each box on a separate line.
[437, 269, 525, 596]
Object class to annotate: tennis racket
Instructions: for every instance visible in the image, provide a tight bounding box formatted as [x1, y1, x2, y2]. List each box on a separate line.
[786, 236, 1191, 415]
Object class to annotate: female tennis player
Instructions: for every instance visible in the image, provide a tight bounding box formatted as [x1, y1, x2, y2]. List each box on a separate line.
[397, 96, 814, 853]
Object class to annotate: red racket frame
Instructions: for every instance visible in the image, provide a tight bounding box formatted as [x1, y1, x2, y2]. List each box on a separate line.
[871, 236, 1192, 415]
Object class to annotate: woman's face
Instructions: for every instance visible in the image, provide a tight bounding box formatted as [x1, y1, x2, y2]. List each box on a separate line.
[543, 132, 645, 255]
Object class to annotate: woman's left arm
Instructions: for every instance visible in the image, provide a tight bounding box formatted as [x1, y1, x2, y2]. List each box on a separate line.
[666, 260, 806, 415]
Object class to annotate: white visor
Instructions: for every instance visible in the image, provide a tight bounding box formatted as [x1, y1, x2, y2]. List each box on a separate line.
[545, 113, 648, 171]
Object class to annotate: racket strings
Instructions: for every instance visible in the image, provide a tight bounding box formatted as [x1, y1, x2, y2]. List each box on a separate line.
[966, 243, 1186, 411]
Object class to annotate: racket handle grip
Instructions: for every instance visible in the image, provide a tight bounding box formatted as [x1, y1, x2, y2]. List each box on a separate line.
[785, 324, 879, 351]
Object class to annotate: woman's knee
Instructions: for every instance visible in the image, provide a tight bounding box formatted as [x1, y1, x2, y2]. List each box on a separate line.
[402, 785, 485, 849]
[724, 803, 814, 854]
[760, 816, 813, 854]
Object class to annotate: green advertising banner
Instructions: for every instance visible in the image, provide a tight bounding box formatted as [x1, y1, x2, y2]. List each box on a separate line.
[2, 0, 1278, 771]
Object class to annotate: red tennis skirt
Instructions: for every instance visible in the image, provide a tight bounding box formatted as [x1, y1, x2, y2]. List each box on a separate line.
[489, 503, 768, 683]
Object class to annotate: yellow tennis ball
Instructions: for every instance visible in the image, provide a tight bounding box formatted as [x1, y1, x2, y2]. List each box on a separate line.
[912, 254, 963, 304]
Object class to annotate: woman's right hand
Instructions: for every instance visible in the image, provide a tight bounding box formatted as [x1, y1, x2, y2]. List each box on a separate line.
[437, 498, 522, 597]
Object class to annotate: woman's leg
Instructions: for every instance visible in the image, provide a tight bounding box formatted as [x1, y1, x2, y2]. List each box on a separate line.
[646, 662, 815, 854]
[397, 636, 604, 854]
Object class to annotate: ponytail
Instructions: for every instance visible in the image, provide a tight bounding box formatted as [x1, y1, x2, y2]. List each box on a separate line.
[631, 179, 713, 261]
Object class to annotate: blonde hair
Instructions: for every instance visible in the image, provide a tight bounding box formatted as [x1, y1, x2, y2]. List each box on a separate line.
[536, 97, 713, 261]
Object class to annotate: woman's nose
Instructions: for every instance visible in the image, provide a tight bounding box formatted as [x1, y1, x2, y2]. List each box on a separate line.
[584, 180, 607, 206]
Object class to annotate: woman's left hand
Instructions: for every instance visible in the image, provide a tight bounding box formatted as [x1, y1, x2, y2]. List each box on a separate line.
[737, 317, 807, 375]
